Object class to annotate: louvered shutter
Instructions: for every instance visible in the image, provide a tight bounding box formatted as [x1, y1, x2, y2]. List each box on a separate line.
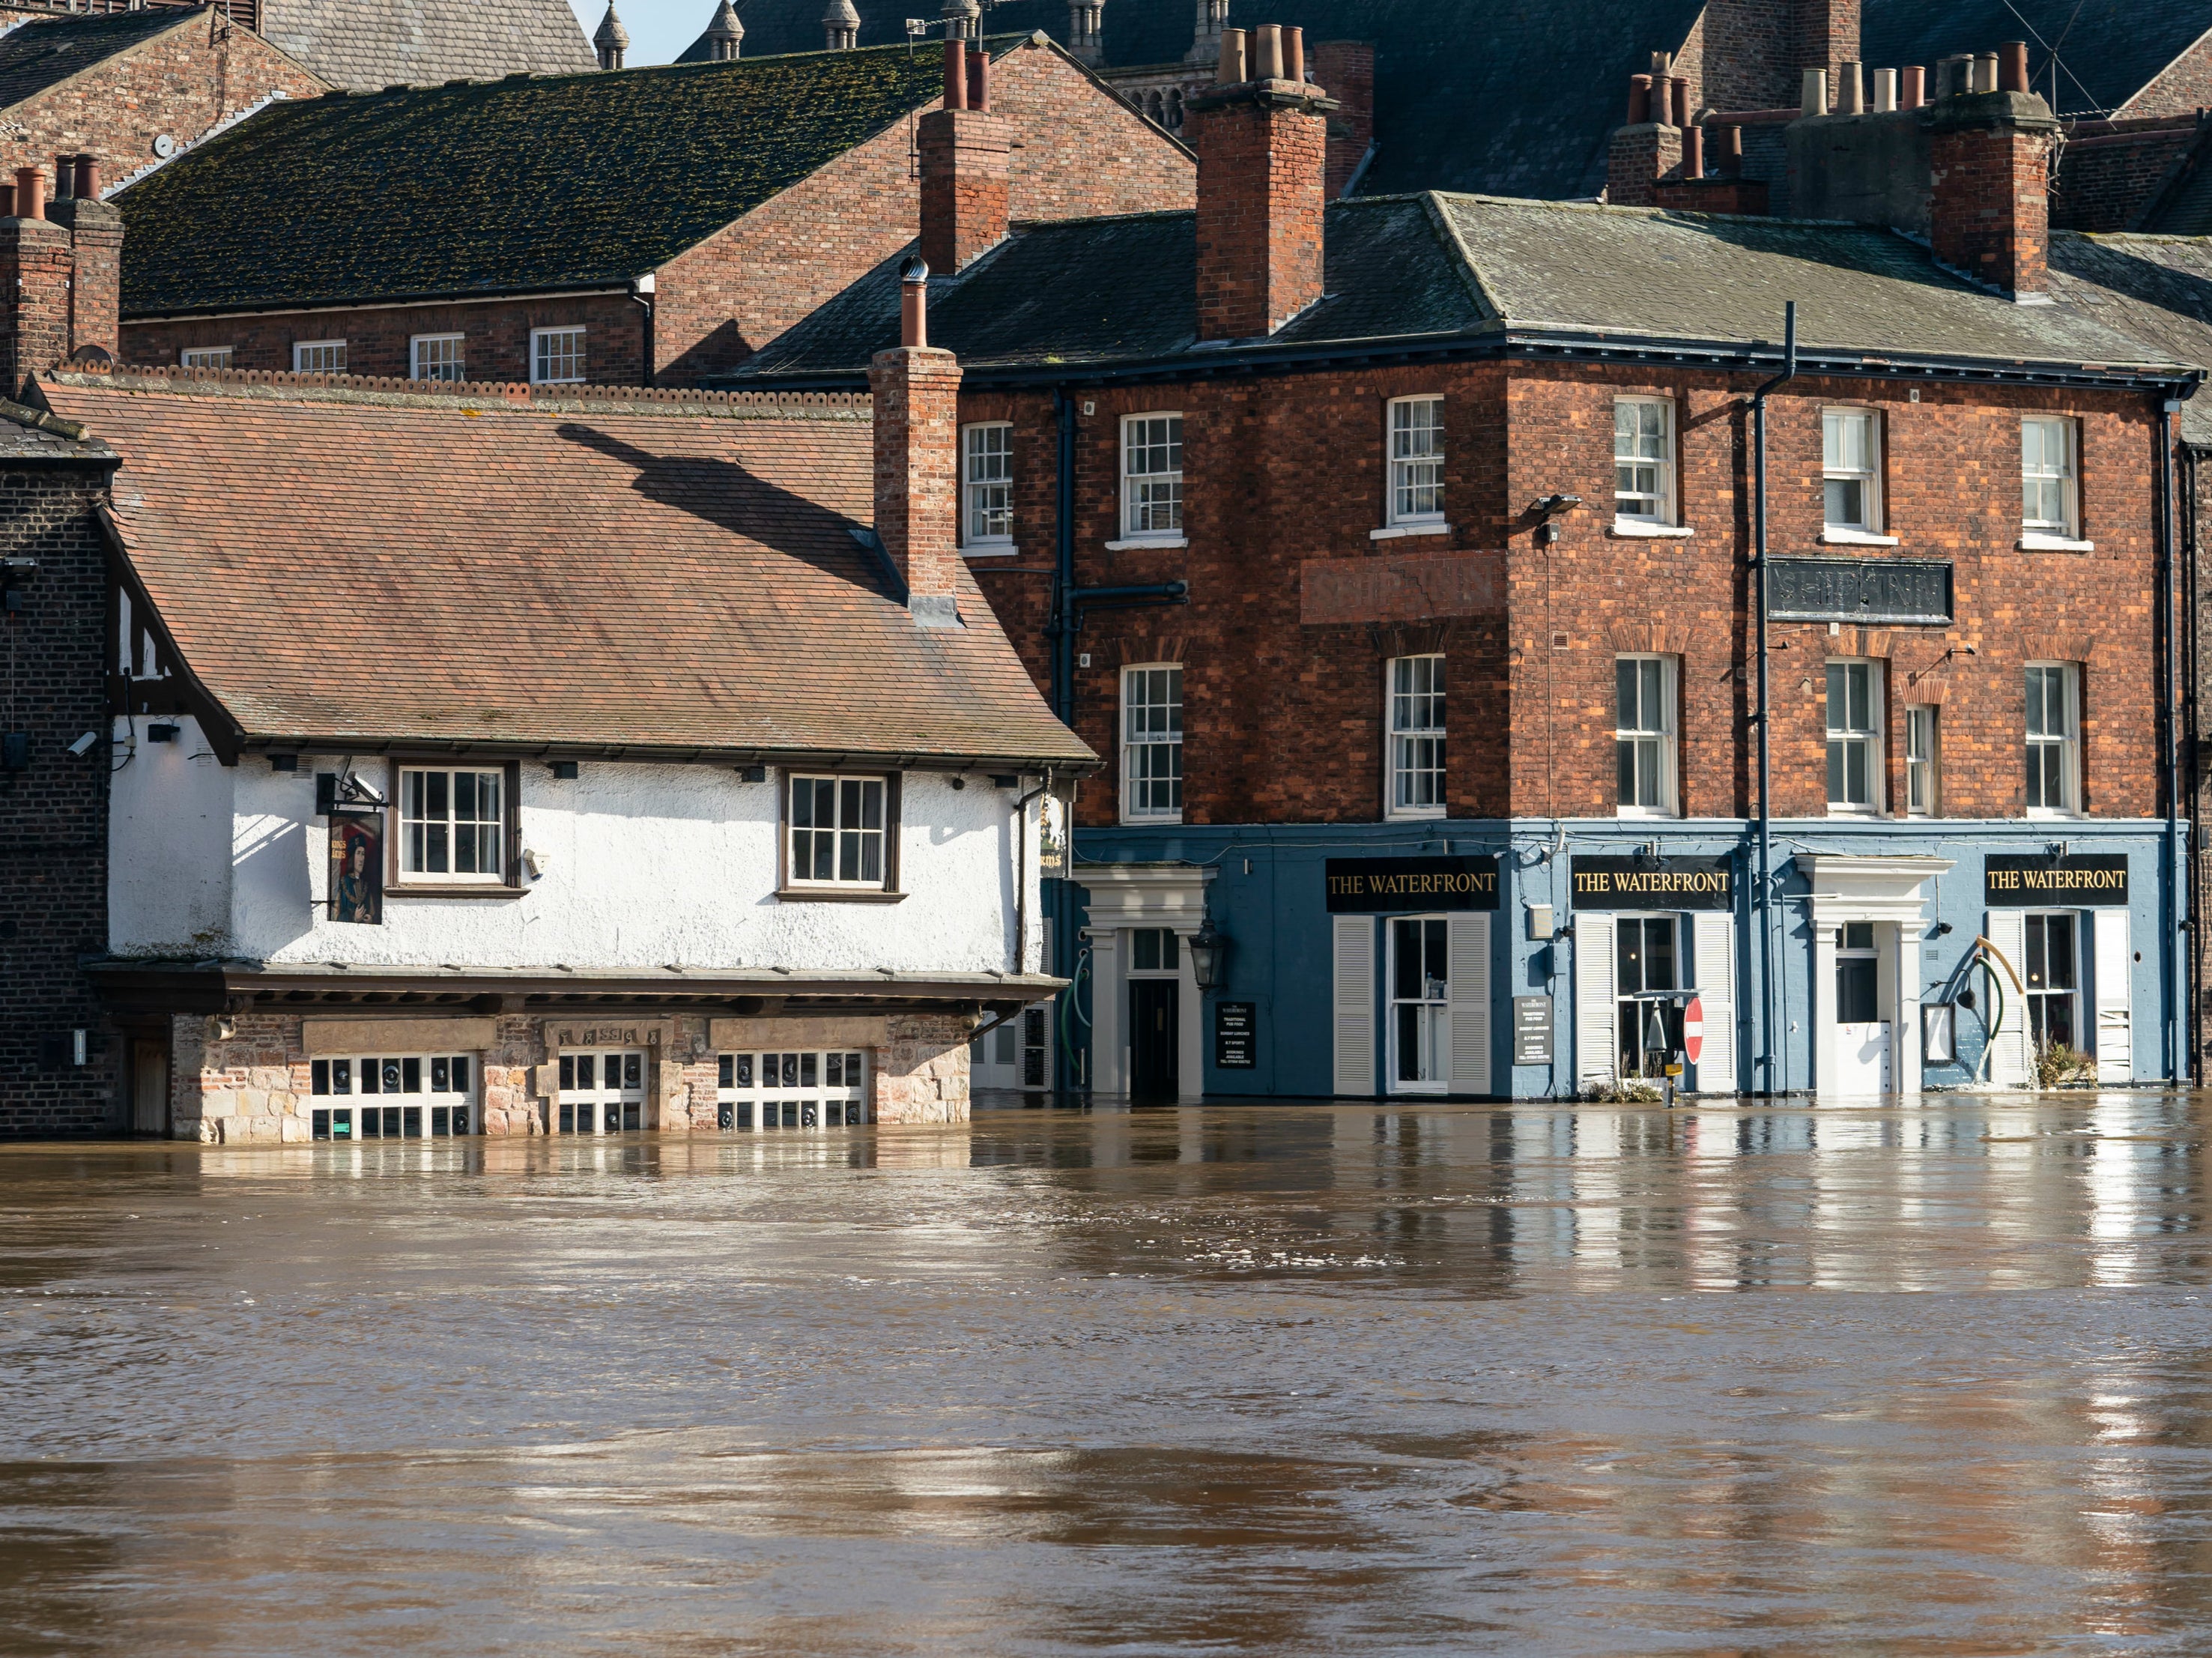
[1333, 915, 1375, 1097]
[1984, 908, 2031, 1087]
[1576, 914, 1617, 1087]
[1691, 911, 1737, 1095]
[1447, 913, 1491, 1095]
[2094, 907, 2133, 1083]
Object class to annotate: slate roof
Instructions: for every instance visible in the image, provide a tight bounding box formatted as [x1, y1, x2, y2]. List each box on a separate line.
[257, 0, 593, 91]
[40, 372, 1091, 766]
[117, 43, 966, 318]
[1861, 0, 2212, 121]
[0, 7, 212, 111]
[731, 193, 2190, 383]
[2047, 232, 2212, 443]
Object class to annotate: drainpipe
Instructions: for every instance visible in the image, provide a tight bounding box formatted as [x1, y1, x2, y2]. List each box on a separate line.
[1049, 387, 1077, 1090]
[629, 273, 656, 387]
[2187, 443, 2204, 1083]
[2160, 395, 2184, 1080]
[1750, 302, 1796, 1096]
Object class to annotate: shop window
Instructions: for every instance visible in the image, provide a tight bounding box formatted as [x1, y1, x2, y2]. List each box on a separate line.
[1616, 654, 1676, 817]
[1615, 915, 1680, 1077]
[1121, 665, 1183, 822]
[715, 1050, 869, 1129]
[1825, 659, 1880, 813]
[310, 1053, 475, 1137]
[2023, 913, 2079, 1051]
[556, 1050, 646, 1133]
[1387, 654, 1446, 817]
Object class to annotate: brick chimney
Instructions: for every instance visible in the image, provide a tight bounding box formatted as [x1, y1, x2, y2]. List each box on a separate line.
[1927, 75, 2058, 295]
[0, 161, 118, 393]
[1607, 72, 1682, 208]
[918, 41, 1009, 275]
[1312, 39, 1373, 199]
[867, 256, 964, 626]
[1187, 24, 1336, 340]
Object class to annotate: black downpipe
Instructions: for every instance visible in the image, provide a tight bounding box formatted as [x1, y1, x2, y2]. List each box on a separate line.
[2187, 445, 2204, 1083]
[1052, 388, 1076, 723]
[1750, 302, 1797, 1097]
[628, 288, 655, 388]
[2160, 399, 2184, 1080]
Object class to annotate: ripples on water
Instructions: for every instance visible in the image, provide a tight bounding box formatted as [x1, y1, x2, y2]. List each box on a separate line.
[3, 1095, 2211, 1656]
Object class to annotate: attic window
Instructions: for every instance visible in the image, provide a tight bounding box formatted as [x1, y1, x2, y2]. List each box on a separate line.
[179, 347, 232, 370]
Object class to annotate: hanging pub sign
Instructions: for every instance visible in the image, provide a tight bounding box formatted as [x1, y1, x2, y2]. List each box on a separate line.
[1984, 853, 2129, 907]
[1766, 557, 1953, 626]
[1324, 855, 1500, 913]
[1571, 854, 1735, 911]
[328, 811, 384, 925]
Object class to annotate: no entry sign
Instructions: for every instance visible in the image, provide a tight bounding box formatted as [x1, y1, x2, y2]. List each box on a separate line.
[1682, 995, 1704, 1066]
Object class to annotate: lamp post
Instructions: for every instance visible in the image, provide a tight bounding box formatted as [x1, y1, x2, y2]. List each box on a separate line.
[1187, 918, 1228, 990]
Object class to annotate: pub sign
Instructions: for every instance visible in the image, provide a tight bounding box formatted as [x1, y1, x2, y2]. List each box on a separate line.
[1767, 557, 1953, 626]
[1571, 854, 1735, 911]
[327, 811, 384, 925]
[1214, 1002, 1257, 1068]
[1984, 853, 2129, 907]
[1324, 855, 1500, 913]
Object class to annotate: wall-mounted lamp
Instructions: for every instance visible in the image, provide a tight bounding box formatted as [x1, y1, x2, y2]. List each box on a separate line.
[1187, 917, 1229, 990]
[736, 764, 768, 783]
[66, 731, 97, 758]
[146, 723, 180, 742]
[548, 760, 579, 779]
[1529, 493, 1584, 546]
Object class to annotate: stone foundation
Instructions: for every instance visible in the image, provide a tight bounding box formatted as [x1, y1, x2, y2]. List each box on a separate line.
[168, 1007, 975, 1140]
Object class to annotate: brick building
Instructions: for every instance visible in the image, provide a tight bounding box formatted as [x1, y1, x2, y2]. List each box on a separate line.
[11, 339, 1089, 1141]
[112, 34, 1193, 386]
[727, 26, 2200, 1101]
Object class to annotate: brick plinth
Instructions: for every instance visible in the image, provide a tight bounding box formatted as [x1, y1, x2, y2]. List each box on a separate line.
[1928, 92, 2060, 294]
[918, 107, 1010, 274]
[1188, 79, 1332, 341]
[1607, 124, 1684, 208]
[867, 344, 964, 602]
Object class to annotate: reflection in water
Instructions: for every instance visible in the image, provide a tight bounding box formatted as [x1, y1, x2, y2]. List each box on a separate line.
[4, 1095, 2212, 1654]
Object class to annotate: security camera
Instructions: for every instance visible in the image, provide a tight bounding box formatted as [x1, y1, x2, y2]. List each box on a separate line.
[65, 730, 97, 757]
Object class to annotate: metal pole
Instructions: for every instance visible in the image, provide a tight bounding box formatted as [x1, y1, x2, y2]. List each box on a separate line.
[1751, 303, 1796, 1095]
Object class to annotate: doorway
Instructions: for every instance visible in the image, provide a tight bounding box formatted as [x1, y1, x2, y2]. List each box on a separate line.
[130, 1039, 169, 1137]
[1832, 922, 1890, 1095]
[1389, 916, 1449, 1095]
[1130, 981, 1179, 1100]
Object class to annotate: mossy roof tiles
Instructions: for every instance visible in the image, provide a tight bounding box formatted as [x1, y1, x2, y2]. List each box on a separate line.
[0, 7, 210, 112]
[117, 42, 971, 318]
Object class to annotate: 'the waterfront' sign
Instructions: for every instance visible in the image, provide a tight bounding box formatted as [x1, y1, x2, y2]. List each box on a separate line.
[1984, 853, 2130, 906]
[1571, 854, 1736, 911]
[1767, 557, 1953, 626]
[1324, 855, 1500, 913]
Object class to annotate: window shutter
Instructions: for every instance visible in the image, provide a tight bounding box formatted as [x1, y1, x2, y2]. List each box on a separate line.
[1447, 913, 1491, 1095]
[1983, 909, 2031, 1087]
[1576, 914, 1617, 1087]
[1333, 915, 1375, 1097]
[2094, 908, 2132, 1083]
[1691, 911, 1736, 1095]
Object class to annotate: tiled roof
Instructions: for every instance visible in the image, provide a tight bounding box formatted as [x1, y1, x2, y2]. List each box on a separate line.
[41, 372, 1091, 766]
[730, 193, 2186, 382]
[116, 43, 971, 318]
[0, 7, 207, 111]
[258, 0, 593, 92]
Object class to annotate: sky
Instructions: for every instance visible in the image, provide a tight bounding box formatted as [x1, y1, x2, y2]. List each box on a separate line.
[565, 0, 703, 66]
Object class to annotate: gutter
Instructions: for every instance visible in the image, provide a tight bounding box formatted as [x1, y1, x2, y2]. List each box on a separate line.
[123, 283, 637, 326]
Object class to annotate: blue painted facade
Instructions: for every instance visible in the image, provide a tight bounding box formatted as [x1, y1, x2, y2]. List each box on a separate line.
[1052, 814, 2187, 1098]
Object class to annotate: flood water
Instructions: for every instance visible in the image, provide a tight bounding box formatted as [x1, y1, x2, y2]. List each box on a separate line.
[5, 1097, 2212, 1655]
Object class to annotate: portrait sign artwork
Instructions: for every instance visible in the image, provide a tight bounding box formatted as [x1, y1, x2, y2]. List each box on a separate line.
[327, 811, 384, 925]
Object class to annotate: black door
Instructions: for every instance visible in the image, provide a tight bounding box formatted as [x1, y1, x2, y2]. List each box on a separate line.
[1130, 981, 1179, 1100]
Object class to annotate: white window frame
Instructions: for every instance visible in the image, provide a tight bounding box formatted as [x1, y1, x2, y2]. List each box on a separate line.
[309, 1053, 476, 1139]
[410, 333, 465, 384]
[1119, 412, 1184, 542]
[2025, 662, 2080, 817]
[1385, 395, 1445, 528]
[1387, 914, 1450, 1095]
[1613, 396, 1675, 527]
[1905, 704, 1939, 818]
[961, 420, 1015, 553]
[1120, 662, 1184, 823]
[1822, 406, 1883, 535]
[2022, 415, 2077, 539]
[2022, 912, 2082, 1055]
[1386, 653, 1446, 819]
[715, 1049, 870, 1131]
[786, 773, 891, 888]
[1615, 653, 1677, 818]
[530, 326, 585, 385]
[1825, 658, 1882, 815]
[396, 765, 509, 884]
[179, 346, 232, 369]
[292, 339, 345, 373]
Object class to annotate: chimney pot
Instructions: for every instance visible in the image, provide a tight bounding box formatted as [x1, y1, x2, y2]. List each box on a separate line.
[1873, 67, 1897, 112]
[1682, 121, 1704, 179]
[1628, 73, 1652, 125]
[13, 168, 43, 220]
[1999, 40, 2028, 94]
[1720, 124, 1743, 175]
[942, 37, 966, 109]
[1217, 25, 1245, 82]
[1282, 25, 1303, 83]
[1669, 76, 1689, 128]
[1900, 64, 1926, 108]
[966, 43, 988, 110]
[1837, 60, 1864, 114]
[899, 254, 929, 347]
[50, 154, 71, 202]
[1253, 22, 1282, 81]
[1972, 53, 1997, 94]
[1801, 67, 1828, 117]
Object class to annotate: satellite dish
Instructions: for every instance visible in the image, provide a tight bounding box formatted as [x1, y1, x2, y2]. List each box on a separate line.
[151, 133, 176, 158]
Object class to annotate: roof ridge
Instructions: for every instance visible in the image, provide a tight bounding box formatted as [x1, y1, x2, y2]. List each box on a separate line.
[46, 363, 872, 420]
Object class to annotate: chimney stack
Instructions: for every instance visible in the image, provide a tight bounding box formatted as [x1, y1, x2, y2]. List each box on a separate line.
[918, 42, 1009, 274]
[0, 160, 118, 390]
[1608, 68, 1682, 207]
[1187, 21, 1335, 339]
[1927, 69, 2059, 295]
[868, 255, 964, 626]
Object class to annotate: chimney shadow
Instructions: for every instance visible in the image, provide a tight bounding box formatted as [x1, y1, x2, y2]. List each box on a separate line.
[551, 420, 894, 601]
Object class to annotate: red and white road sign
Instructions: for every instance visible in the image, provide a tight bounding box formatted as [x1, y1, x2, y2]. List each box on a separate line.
[1682, 995, 1705, 1065]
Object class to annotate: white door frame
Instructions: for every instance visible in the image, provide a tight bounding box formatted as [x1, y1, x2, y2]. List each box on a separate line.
[1079, 862, 1213, 1102]
[1803, 854, 1951, 1099]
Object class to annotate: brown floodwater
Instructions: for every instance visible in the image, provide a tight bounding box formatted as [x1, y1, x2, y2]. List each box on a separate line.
[4, 1096, 2212, 1656]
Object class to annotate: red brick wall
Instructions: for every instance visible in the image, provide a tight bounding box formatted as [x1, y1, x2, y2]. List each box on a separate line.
[2052, 117, 2201, 231]
[918, 106, 1010, 275]
[0, 11, 323, 190]
[1311, 40, 1372, 199]
[962, 360, 2160, 833]
[1694, 0, 1857, 113]
[868, 344, 963, 601]
[2116, 29, 2212, 117]
[1930, 121, 2052, 293]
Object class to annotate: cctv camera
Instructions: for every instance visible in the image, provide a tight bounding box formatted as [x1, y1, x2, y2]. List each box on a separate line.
[65, 730, 97, 757]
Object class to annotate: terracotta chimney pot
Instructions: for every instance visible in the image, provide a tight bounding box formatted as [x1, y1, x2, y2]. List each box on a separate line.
[1628, 73, 1652, 125]
[1217, 25, 1245, 82]
[1999, 40, 2028, 93]
[14, 168, 43, 220]
[1900, 64, 1925, 108]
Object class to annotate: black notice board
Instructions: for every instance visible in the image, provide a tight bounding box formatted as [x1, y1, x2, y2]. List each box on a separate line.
[1512, 996, 1553, 1065]
[1766, 557, 1952, 625]
[1214, 1001, 1256, 1069]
